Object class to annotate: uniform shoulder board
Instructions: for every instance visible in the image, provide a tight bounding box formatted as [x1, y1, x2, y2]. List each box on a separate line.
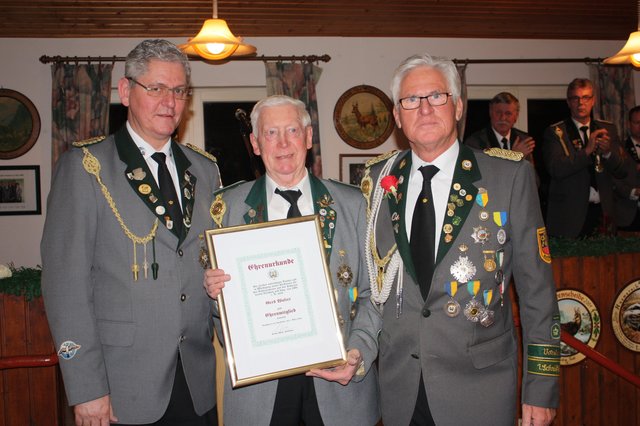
[186, 143, 217, 162]
[213, 180, 245, 196]
[328, 178, 359, 190]
[365, 150, 399, 168]
[72, 136, 106, 147]
[549, 120, 564, 128]
[483, 147, 524, 162]
[595, 118, 613, 124]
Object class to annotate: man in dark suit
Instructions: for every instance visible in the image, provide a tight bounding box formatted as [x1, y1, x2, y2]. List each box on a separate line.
[613, 105, 640, 231]
[41, 39, 221, 425]
[464, 91, 536, 164]
[363, 53, 559, 426]
[203, 95, 380, 426]
[542, 78, 626, 238]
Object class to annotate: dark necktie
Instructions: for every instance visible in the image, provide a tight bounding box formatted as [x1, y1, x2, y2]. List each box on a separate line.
[151, 152, 183, 235]
[501, 137, 509, 150]
[410, 165, 440, 300]
[275, 188, 302, 218]
[580, 125, 589, 149]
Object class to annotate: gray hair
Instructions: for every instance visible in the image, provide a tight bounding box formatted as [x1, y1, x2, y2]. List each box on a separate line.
[125, 39, 191, 85]
[490, 92, 520, 112]
[250, 95, 311, 137]
[390, 53, 461, 105]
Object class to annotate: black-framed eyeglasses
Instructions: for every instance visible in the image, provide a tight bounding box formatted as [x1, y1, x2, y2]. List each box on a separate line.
[567, 95, 594, 103]
[127, 77, 192, 100]
[398, 92, 452, 110]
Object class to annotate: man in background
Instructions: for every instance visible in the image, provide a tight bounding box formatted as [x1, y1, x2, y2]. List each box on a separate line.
[613, 105, 640, 231]
[42, 39, 221, 425]
[464, 91, 536, 164]
[542, 78, 625, 238]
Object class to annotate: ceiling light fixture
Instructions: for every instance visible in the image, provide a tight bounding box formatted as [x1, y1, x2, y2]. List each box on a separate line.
[604, 1, 640, 67]
[179, 0, 256, 61]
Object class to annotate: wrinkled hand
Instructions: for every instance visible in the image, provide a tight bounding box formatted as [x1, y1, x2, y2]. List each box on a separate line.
[306, 349, 362, 386]
[522, 403, 556, 426]
[203, 268, 230, 299]
[512, 136, 535, 156]
[587, 128, 610, 155]
[74, 395, 116, 426]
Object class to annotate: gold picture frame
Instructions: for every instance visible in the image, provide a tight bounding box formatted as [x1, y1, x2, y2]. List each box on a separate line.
[333, 85, 394, 149]
[0, 89, 41, 159]
[205, 215, 346, 388]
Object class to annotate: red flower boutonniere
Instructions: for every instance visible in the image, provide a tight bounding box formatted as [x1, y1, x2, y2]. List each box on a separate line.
[380, 175, 400, 201]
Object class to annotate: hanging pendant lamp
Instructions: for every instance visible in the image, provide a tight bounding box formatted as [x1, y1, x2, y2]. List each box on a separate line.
[604, 1, 640, 67]
[179, 0, 256, 60]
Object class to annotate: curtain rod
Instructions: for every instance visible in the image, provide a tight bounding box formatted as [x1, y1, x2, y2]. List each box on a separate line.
[452, 57, 604, 64]
[39, 54, 331, 64]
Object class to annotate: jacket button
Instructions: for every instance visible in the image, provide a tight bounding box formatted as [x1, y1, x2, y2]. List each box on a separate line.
[180, 294, 186, 302]
[422, 307, 431, 317]
[177, 249, 184, 257]
[411, 353, 419, 359]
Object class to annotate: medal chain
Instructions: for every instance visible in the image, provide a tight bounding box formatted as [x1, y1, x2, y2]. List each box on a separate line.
[82, 147, 159, 280]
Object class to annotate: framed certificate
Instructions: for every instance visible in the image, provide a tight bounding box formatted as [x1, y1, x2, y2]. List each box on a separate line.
[205, 215, 346, 388]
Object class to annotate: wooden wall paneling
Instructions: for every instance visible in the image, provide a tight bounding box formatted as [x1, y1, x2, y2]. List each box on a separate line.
[26, 297, 60, 423]
[1, 295, 30, 425]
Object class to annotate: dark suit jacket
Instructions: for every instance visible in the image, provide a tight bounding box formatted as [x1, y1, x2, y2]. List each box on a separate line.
[542, 118, 626, 238]
[613, 137, 640, 227]
[364, 144, 559, 426]
[464, 126, 535, 163]
[41, 126, 221, 423]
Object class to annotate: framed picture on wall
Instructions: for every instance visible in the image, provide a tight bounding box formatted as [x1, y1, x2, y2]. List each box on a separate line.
[0, 89, 41, 159]
[0, 165, 41, 215]
[339, 154, 380, 186]
[333, 85, 394, 149]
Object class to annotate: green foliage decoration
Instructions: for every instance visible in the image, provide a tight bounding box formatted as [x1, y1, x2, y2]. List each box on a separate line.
[0, 263, 42, 301]
[550, 235, 640, 258]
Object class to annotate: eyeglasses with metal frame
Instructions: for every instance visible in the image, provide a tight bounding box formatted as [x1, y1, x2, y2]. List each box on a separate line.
[126, 77, 192, 100]
[567, 95, 594, 104]
[398, 92, 452, 110]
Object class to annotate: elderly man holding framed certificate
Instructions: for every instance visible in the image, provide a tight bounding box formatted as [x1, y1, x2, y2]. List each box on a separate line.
[203, 95, 381, 426]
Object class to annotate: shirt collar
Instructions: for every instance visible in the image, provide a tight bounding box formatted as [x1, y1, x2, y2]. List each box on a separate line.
[410, 140, 459, 181]
[127, 121, 172, 160]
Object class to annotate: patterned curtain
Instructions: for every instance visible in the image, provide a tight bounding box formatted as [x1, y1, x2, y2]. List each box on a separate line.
[51, 63, 113, 166]
[588, 63, 635, 139]
[265, 62, 323, 177]
[456, 63, 469, 140]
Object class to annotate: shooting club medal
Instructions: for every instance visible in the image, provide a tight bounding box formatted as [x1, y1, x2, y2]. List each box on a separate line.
[444, 281, 460, 317]
[480, 288, 495, 327]
[464, 280, 484, 322]
[483, 250, 496, 272]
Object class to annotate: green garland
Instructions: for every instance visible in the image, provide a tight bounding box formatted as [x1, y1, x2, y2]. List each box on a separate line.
[550, 235, 640, 258]
[0, 264, 42, 301]
[0, 235, 637, 300]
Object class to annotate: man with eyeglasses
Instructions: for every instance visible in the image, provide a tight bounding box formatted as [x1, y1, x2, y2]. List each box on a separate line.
[42, 39, 221, 425]
[542, 78, 625, 238]
[362, 53, 559, 426]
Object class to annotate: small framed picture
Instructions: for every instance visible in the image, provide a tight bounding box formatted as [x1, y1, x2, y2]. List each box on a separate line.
[333, 85, 394, 150]
[339, 153, 380, 186]
[0, 165, 41, 215]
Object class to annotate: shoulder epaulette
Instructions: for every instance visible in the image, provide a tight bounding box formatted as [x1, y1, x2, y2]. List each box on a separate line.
[595, 118, 613, 124]
[213, 180, 245, 196]
[328, 178, 359, 190]
[186, 143, 217, 162]
[365, 150, 399, 168]
[483, 147, 524, 162]
[550, 120, 564, 128]
[72, 136, 106, 147]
